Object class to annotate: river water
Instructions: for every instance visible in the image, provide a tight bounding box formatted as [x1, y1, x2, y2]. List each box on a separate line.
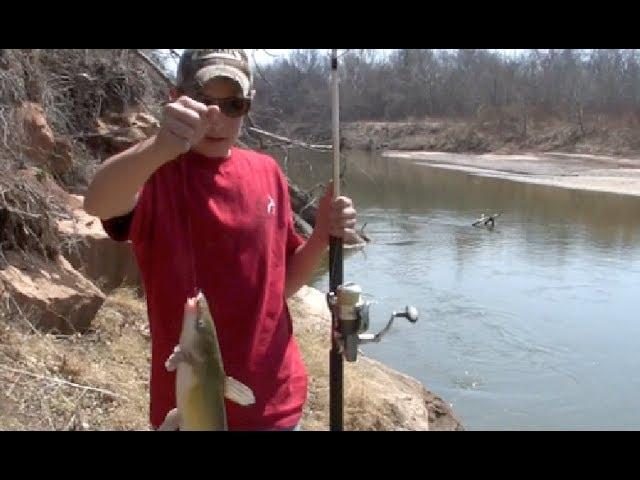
[282, 148, 640, 430]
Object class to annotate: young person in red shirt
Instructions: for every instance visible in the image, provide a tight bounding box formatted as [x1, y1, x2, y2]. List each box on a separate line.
[83, 49, 357, 431]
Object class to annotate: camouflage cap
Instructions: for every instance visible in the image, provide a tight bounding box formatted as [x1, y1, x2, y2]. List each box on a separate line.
[176, 49, 253, 98]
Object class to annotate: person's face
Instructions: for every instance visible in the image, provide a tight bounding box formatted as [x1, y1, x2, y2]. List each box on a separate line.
[172, 78, 248, 158]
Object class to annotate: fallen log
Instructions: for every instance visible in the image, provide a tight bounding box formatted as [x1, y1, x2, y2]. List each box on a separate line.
[472, 212, 502, 228]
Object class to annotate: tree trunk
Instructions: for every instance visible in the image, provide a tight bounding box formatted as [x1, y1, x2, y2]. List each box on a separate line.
[521, 98, 528, 138]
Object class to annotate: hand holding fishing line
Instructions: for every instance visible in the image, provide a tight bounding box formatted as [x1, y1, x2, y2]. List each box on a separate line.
[156, 96, 220, 156]
[161, 95, 222, 296]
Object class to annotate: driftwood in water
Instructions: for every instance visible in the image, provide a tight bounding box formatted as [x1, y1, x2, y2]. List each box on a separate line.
[289, 181, 320, 227]
[293, 212, 314, 238]
[472, 212, 502, 228]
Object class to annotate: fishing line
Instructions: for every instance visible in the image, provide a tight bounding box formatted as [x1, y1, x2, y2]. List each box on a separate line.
[180, 152, 199, 298]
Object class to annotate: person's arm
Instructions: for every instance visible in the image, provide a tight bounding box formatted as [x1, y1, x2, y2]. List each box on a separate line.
[285, 232, 328, 298]
[84, 95, 213, 220]
[83, 136, 172, 219]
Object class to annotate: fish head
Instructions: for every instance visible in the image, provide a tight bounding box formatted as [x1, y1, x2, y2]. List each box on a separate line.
[179, 291, 219, 362]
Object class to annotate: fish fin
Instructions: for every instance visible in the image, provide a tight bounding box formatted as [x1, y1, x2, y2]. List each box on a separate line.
[224, 376, 255, 406]
[165, 345, 183, 372]
[157, 408, 181, 431]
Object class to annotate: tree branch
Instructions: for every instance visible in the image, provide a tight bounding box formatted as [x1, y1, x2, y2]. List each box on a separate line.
[131, 49, 174, 89]
[0, 364, 129, 401]
[247, 127, 331, 151]
[251, 51, 275, 89]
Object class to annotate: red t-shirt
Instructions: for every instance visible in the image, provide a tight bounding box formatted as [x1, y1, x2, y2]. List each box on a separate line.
[101, 147, 308, 430]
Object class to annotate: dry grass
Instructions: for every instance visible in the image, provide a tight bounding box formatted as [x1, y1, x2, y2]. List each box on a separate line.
[0, 170, 66, 265]
[0, 50, 164, 135]
[0, 287, 150, 430]
[0, 284, 460, 431]
[0, 49, 168, 186]
[0, 53, 168, 266]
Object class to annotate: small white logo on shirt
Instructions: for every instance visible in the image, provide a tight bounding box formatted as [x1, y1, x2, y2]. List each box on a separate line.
[267, 195, 276, 215]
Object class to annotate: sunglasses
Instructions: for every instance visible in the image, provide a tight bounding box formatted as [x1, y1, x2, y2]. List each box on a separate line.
[191, 94, 252, 118]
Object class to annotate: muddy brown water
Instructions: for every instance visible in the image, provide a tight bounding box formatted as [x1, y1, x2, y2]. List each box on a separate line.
[281, 148, 640, 430]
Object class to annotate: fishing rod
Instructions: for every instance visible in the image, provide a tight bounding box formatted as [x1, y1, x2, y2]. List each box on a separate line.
[328, 49, 343, 431]
[326, 49, 419, 432]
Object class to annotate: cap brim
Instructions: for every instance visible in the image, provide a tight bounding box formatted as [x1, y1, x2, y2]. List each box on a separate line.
[195, 65, 251, 97]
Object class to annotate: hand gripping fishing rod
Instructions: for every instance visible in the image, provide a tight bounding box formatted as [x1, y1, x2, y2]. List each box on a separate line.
[327, 49, 419, 431]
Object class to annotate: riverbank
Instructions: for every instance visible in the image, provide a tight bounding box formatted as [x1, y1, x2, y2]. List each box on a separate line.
[0, 284, 463, 431]
[383, 150, 640, 197]
[334, 115, 640, 158]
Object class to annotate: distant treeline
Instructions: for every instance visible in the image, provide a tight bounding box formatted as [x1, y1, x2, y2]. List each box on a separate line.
[250, 49, 640, 127]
